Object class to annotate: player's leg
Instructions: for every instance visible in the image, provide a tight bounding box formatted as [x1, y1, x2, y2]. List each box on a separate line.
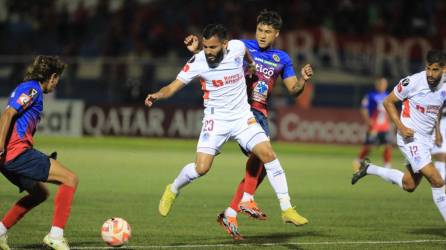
[431, 152, 446, 183]
[237, 155, 267, 219]
[0, 182, 49, 250]
[159, 152, 215, 217]
[249, 140, 308, 225]
[419, 163, 446, 221]
[381, 131, 393, 168]
[43, 158, 78, 250]
[353, 131, 372, 171]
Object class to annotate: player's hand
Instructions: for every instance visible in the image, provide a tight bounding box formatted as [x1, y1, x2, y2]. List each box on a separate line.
[144, 93, 158, 108]
[184, 35, 200, 53]
[301, 64, 313, 81]
[246, 62, 256, 78]
[398, 126, 415, 138]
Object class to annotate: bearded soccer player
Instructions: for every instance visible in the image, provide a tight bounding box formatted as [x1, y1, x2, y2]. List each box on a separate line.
[147, 24, 308, 240]
[184, 10, 312, 235]
[352, 50, 446, 223]
[0, 56, 78, 250]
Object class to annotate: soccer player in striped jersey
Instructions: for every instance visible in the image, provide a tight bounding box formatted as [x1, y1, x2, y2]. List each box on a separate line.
[0, 56, 78, 250]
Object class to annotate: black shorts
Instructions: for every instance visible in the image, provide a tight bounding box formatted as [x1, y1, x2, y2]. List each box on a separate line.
[364, 131, 391, 145]
[1, 149, 51, 192]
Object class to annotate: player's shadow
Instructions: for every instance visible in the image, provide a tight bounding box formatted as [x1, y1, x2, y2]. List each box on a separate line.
[408, 227, 446, 237]
[19, 241, 100, 249]
[241, 231, 325, 250]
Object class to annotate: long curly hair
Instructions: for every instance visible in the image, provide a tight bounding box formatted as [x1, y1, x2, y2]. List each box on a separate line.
[23, 55, 67, 82]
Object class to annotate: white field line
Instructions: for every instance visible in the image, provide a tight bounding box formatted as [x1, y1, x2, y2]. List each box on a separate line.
[13, 239, 445, 249]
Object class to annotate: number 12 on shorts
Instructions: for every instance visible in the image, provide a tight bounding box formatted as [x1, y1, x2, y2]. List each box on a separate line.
[409, 145, 418, 156]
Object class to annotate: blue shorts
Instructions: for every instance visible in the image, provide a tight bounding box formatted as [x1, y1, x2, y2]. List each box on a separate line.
[239, 109, 270, 156]
[1, 149, 51, 192]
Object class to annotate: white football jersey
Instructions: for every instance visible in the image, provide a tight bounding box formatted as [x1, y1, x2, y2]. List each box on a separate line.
[394, 71, 446, 138]
[176, 40, 251, 120]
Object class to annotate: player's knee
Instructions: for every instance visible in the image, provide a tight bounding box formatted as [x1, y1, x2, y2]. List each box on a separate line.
[195, 163, 210, 176]
[402, 182, 416, 193]
[65, 171, 79, 188]
[431, 177, 445, 188]
[258, 149, 276, 163]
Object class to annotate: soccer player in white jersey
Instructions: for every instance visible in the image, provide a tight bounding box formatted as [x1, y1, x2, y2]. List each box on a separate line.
[144, 24, 308, 240]
[352, 50, 446, 223]
[431, 104, 446, 182]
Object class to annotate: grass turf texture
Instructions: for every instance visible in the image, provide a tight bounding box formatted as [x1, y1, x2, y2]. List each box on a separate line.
[0, 136, 444, 249]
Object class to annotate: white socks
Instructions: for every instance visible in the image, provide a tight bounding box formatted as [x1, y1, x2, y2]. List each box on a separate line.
[264, 159, 292, 211]
[434, 161, 446, 182]
[0, 222, 6, 236]
[171, 163, 199, 194]
[224, 207, 237, 217]
[49, 226, 64, 239]
[432, 187, 446, 222]
[241, 192, 254, 202]
[366, 163, 403, 188]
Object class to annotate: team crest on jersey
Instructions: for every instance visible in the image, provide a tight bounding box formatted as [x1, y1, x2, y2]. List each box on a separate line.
[272, 54, 280, 62]
[247, 117, 257, 126]
[255, 81, 268, 95]
[235, 57, 241, 66]
[29, 88, 38, 98]
[402, 78, 410, 86]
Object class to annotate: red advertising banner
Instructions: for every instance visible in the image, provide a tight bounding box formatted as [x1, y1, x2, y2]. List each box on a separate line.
[276, 107, 367, 144]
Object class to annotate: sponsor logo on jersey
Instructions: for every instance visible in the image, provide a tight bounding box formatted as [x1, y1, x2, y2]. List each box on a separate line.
[182, 64, 190, 72]
[247, 117, 257, 125]
[273, 54, 280, 62]
[402, 78, 410, 86]
[255, 64, 275, 79]
[17, 93, 31, 107]
[254, 57, 278, 67]
[255, 81, 268, 95]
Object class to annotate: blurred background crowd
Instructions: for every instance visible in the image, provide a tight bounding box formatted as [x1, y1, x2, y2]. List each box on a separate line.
[0, 0, 445, 108]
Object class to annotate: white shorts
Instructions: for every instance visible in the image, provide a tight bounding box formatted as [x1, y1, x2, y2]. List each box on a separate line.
[431, 118, 446, 154]
[397, 134, 433, 173]
[196, 113, 269, 155]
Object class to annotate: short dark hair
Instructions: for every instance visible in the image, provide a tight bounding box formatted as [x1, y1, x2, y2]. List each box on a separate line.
[202, 24, 228, 41]
[23, 55, 67, 82]
[257, 10, 282, 30]
[426, 50, 446, 66]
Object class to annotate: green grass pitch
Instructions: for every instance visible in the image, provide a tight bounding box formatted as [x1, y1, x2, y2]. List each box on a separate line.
[0, 136, 445, 249]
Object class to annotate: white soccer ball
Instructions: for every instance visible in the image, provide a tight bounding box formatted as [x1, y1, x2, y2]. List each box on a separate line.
[101, 217, 131, 247]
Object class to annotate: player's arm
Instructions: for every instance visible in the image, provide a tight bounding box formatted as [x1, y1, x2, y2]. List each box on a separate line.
[144, 79, 186, 108]
[360, 107, 371, 127]
[283, 64, 313, 97]
[244, 48, 256, 75]
[184, 35, 202, 54]
[0, 107, 18, 157]
[383, 91, 414, 138]
[435, 107, 443, 146]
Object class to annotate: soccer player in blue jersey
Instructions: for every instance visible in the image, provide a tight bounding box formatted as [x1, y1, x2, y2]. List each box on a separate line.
[353, 78, 393, 171]
[0, 56, 78, 250]
[185, 10, 313, 238]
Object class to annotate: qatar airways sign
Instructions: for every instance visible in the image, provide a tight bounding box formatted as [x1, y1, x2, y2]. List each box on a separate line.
[82, 105, 203, 137]
[276, 108, 368, 144]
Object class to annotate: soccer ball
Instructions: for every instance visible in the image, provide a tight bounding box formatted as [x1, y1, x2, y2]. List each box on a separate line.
[101, 217, 131, 247]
